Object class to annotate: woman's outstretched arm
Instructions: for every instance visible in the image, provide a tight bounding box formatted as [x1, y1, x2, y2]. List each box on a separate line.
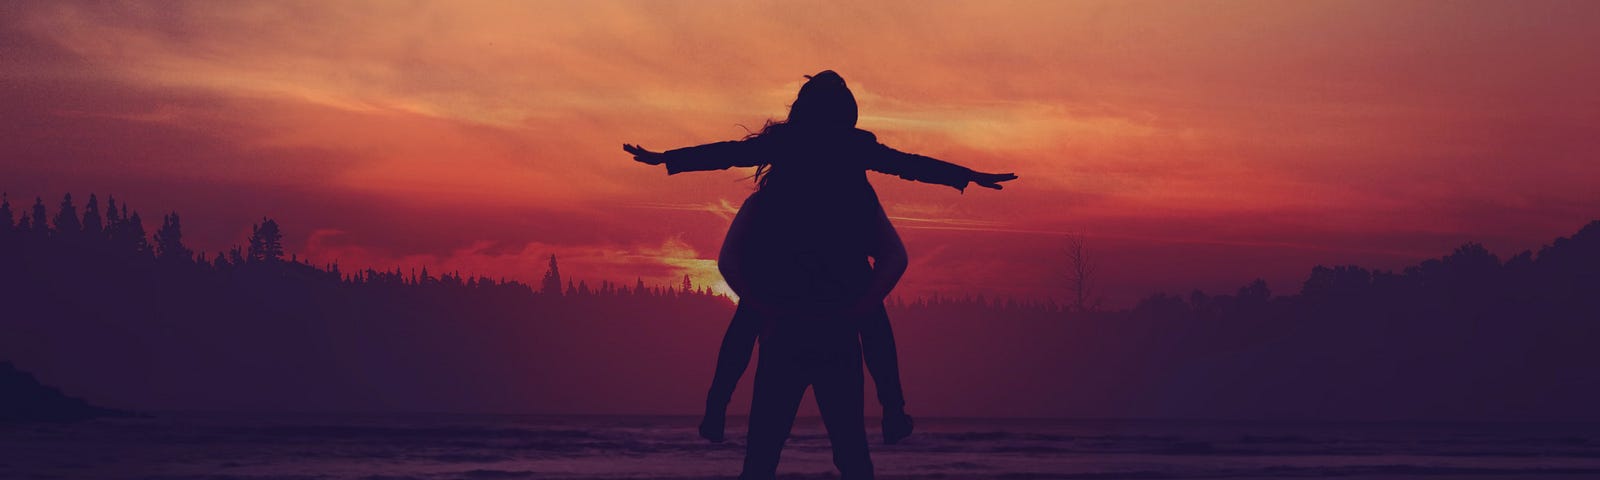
[624, 137, 768, 175]
[861, 135, 1017, 191]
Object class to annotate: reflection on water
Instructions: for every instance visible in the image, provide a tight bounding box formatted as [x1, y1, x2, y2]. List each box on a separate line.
[7, 413, 1600, 479]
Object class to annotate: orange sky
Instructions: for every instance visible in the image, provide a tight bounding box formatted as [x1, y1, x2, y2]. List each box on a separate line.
[3, 0, 1597, 304]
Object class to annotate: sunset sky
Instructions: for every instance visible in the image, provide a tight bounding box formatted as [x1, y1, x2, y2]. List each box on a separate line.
[3, 0, 1597, 305]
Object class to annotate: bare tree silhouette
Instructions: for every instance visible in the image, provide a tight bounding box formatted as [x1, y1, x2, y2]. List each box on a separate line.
[1064, 232, 1101, 313]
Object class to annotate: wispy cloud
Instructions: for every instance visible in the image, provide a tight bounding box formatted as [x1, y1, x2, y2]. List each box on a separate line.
[3, 0, 1596, 304]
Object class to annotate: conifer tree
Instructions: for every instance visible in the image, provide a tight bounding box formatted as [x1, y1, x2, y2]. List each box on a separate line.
[0, 193, 12, 234]
[30, 197, 48, 236]
[125, 211, 150, 254]
[247, 217, 284, 262]
[104, 196, 123, 243]
[541, 254, 563, 295]
[82, 194, 102, 236]
[53, 193, 80, 235]
[155, 212, 192, 262]
[105, 196, 121, 228]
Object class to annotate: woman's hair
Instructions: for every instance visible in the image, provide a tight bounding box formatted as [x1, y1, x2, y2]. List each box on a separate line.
[750, 70, 859, 187]
[787, 70, 858, 129]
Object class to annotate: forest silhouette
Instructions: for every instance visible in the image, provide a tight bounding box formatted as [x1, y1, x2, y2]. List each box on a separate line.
[1, 192, 1597, 420]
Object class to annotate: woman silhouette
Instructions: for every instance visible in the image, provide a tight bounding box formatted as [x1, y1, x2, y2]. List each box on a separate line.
[626, 71, 1014, 479]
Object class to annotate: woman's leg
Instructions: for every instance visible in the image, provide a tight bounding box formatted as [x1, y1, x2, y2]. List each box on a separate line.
[858, 303, 913, 444]
[701, 302, 763, 442]
[859, 303, 904, 410]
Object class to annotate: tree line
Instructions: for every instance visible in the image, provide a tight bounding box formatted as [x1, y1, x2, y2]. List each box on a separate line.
[0, 192, 729, 301]
[2, 191, 1595, 319]
[0, 192, 1072, 309]
[1, 191, 1596, 419]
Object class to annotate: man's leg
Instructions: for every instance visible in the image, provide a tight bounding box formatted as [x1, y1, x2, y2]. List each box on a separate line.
[739, 346, 808, 480]
[812, 340, 874, 480]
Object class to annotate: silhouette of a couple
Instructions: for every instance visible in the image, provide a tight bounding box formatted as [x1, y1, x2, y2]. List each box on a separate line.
[626, 71, 1015, 479]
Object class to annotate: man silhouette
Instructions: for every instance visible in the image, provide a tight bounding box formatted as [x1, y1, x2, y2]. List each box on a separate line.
[626, 70, 1015, 479]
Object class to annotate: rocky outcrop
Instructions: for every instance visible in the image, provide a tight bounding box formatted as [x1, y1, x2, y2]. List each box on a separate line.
[0, 361, 125, 422]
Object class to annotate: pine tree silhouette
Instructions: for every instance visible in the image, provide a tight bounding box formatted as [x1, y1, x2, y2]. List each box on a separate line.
[247, 217, 284, 263]
[82, 194, 103, 237]
[155, 212, 192, 262]
[122, 211, 150, 256]
[30, 197, 48, 237]
[105, 196, 121, 229]
[0, 193, 12, 235]
[13, 197, 29, 233]
[53, 193, 80, 237]
[542, 254, 563, 296]
[104, 196, 124, 245]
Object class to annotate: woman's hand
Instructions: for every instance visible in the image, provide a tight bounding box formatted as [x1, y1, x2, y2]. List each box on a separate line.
[623, 144, 665, 165]
[973, 171, 1018, 190]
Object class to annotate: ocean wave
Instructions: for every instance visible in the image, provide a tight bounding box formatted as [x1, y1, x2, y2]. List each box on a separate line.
[12, 414, 1600, 480]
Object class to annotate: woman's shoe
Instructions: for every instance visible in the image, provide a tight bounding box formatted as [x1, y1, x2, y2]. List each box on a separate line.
[882, 409, 914, 444]
[699, 407, 727, 443]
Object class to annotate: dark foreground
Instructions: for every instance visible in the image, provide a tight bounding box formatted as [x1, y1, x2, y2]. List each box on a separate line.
[5, 413, 1600, 479]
